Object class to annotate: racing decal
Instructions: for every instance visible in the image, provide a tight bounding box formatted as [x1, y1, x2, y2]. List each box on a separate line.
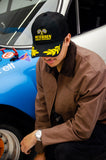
[0, 63, 15, 74]
[18, 53, 31, 62]
[2, 52, 14, 59]
[1, 48, 18, 59]
[0, 27, 24, 33]
[0, 48, 31, 62]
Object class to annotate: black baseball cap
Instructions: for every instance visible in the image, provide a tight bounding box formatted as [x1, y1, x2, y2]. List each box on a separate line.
[31, 11, 69, 58]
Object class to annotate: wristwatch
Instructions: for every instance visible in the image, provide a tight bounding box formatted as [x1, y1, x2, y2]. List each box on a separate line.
[35, 130, 42, 141]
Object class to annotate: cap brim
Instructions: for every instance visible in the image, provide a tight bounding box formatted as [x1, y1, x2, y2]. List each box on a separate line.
[31, 41, 63, 58]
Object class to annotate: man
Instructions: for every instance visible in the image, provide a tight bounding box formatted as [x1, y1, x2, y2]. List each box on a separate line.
[21, 12, 106, 160]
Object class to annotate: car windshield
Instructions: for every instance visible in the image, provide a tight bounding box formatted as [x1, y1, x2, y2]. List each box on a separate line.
[0, 0, 47, 47]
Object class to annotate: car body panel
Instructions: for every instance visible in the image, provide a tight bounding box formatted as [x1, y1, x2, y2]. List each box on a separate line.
[72, 25, 106, 63]
[0, 48, 39, 119]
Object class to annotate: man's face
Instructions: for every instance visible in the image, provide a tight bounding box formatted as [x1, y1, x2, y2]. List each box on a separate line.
[41, 34, 71, 68]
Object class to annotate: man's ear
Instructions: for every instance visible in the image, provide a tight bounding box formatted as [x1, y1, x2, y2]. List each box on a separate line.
[64, 33, 71, 46]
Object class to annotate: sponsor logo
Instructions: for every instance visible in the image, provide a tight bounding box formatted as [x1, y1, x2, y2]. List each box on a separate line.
[0, 63, 15, 74]
[2, 52, 14, 59]
[18, 53, 31, 61]
[35, 28, 52, 41]
[1, 48, 18, 59]
[0, 48, 31, 62]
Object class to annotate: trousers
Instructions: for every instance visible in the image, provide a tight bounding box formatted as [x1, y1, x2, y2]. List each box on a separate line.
[45, 123, 106, 160]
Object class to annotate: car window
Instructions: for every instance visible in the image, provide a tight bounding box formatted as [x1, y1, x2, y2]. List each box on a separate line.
[79, 0, 106, 33]
[66, 0, 77, 37]
[0, 0, 8, 13]
[0, 0, 46, 46]
[66, 0, 105, 36]
[11, 0, 42, 11]
[14, 0, 59, 47]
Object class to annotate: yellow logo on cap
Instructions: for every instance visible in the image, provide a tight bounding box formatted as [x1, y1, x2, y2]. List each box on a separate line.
[31, 46, 39, 57]
[37, 29, 47, 35]
[35, 28, 52, 41]
[43, 45, 61, 56]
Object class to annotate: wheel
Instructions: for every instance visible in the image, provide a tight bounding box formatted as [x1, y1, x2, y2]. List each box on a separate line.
[0, 107, 36, 160]
[0, 125, 36, 160]
[0, 137, 4, 159]
[0, 125, 23, 160]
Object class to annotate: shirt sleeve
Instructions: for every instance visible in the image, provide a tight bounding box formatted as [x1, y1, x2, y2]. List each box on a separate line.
[41, 67, 106, 146]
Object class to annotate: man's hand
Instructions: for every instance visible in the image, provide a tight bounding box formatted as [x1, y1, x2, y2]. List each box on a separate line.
[20, 130, 37, 154]
[34, 153, 46, 160]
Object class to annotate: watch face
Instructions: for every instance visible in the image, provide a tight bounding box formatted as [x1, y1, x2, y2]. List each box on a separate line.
[36, 130, 42, 139]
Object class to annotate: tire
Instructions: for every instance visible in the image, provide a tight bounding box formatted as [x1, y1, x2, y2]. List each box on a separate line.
[0, 124, 23, 160]
[0, 107, 35, 160]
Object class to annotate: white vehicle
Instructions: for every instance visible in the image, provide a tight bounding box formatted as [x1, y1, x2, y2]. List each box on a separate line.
[0, 0, 105, 160]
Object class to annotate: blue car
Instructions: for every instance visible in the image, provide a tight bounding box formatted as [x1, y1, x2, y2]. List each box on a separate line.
[0, 0, 105, 159]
